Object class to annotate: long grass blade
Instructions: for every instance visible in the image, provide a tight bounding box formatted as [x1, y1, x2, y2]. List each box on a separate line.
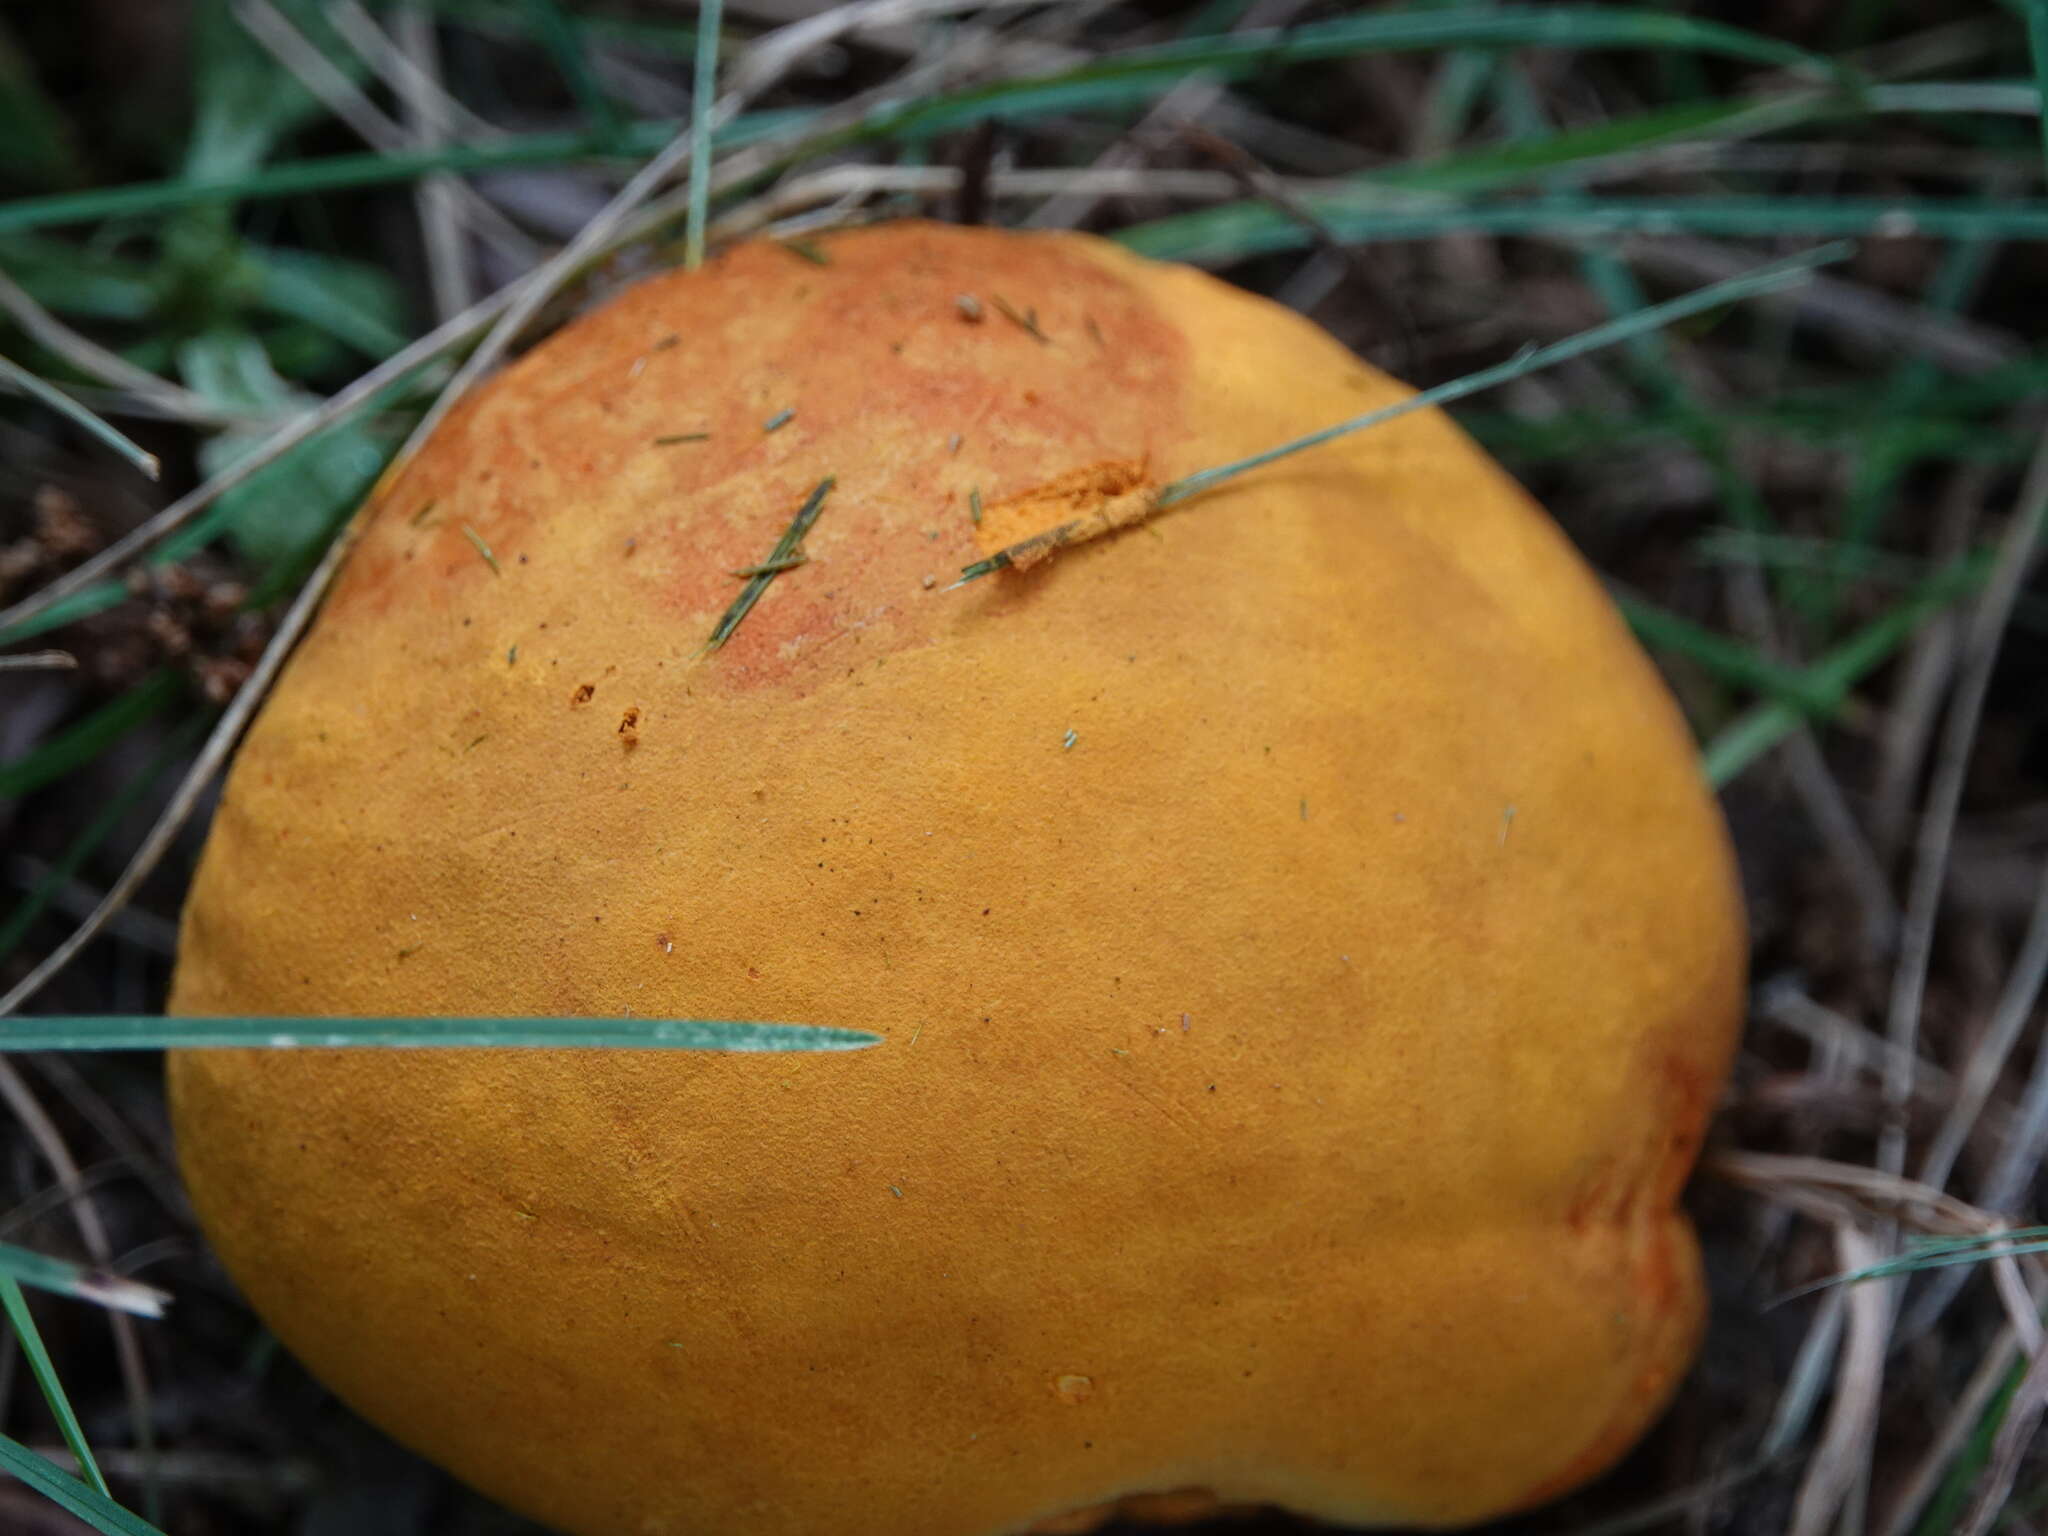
[1154, 243, 1853, 508]
[685, 0, 723, 269]
[1, 1277, 112, 1497]
[0, 1016, 879, 1051]
[0, 8, 1830, 238]
[1702, 556, 1988, 785]
[0, 354, 159, 480]
[1121, 196, 2048, 266]
[0, 1432, 166, 1536]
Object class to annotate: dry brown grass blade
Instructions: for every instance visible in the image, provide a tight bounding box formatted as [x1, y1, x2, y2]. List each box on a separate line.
[1918, 863, 2048, 1197]
[1787, 1223, 1889, 1536]
[1712, 1151, 2019, 1235]
[0, 284, 501, 640]
[392, 2, 476, 322]
[394, 0, 1045, 461]
[1883, 423, 2048, 1177]
[0, 268, 211, 421]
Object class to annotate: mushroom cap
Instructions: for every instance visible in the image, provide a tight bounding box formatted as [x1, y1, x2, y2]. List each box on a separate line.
[169, 222, 1744, 1536]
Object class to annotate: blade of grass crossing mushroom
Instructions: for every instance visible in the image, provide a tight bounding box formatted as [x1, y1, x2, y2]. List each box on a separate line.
[0, 1017, 879, 1051]
[0, 1432, 167, 1536]
[684, 0, 722, 269]
[1153, 243, 1854, 508]
[0, 1243, 167, 1320]
[2, 1277, 113, 1496]
[702, 476, 834, 653]
[0, 354, 159, 481]
[949, 244, 1855, 588]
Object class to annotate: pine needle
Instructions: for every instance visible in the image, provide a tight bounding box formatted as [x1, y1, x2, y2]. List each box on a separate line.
[702, 476, 834, 653]
[460, 522, 502, 574]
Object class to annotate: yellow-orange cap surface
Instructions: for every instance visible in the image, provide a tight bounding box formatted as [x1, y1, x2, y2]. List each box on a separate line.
[169, 222, 1745, 1536]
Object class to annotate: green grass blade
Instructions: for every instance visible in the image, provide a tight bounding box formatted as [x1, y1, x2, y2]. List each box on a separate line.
[1612, 589, 1837, 712]
[2024, 0, 2048, 167]
[0, 119, 776, 234]
[0, 19, 85, 191]
[1, 1278, 110, 1498]
[1154, 244, 1852, 508]
[0, 1432, 167, 1536]
[0, 1243, 167, 1320]
[967, 8, 1829, 86]
[0, 354, 158, 480]
[244, 247, 410, 360]
[1915, 1356, 2028, 1536]
[0, 672, 182, 802]
[0, 579, 128, 648]
[518, 0, 623, 145]
[1811, 215, 2006, 629]
[0, 714, 209, 968]
[1, 1017, 880, 1051]
[685, 0, 723, 269]
[1121, 195, 2048, 266]
[0, 8, 1825, 237]
[1701, 557, 1985, 785]
[1784, 1228, 2048, 1295]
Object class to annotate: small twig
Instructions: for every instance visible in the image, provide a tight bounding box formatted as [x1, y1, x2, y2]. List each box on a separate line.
[0, 651, 76, 672]
[952, 118, 997, 227]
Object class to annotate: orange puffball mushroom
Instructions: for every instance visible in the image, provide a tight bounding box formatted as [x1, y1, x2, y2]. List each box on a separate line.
[169, 222, 1744, 1536]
